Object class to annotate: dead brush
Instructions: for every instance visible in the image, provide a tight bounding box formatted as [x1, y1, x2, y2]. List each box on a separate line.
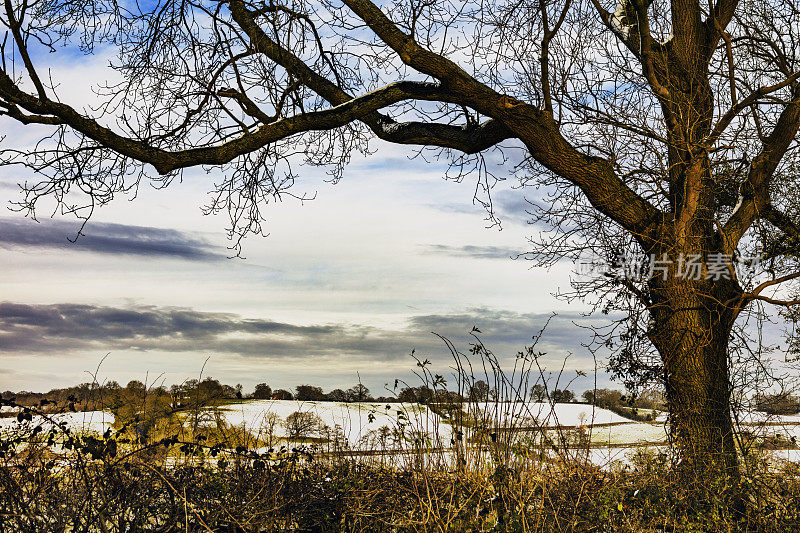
[3, 334, 800, 531]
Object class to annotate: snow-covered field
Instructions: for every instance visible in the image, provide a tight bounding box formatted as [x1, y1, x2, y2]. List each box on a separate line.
[217, 400, 453, 450]
[212, 400, 672, 463]
[214, 400, 646, 447]
[467, 401, 634, 427]
[587, 422, 667, 446]
[192, 401, 800, 468]
[0, 410, 114, 435]
[4, 400, 800, 470]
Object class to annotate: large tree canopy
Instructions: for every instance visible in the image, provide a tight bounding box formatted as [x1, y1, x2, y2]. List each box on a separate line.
[3, 0, 800, 483]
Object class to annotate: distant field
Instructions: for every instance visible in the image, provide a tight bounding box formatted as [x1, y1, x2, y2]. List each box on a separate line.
[3, 399, 800, 469]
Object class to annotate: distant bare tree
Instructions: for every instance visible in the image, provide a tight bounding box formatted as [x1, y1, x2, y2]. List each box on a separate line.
[326, 388, 349, 402]
[530, 384, 547, 403]
[252, 383, 273, 400]
[285, 411, 323, 440]
[469, 380, 490, 402]
[346, 384, 371, 402]
[294, 385, 325, 401]
[272, 389, 294, 401]
[4, 0, 800, 487]
[550, 389, 575, 404]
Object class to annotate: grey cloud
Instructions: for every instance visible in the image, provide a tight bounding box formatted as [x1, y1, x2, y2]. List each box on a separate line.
[0, 217, 222, 260]
[427, 189, 537, 227]
[421, 244, 526, 260]
[0, 303, 344, 354]
[493, 190, 535, 226]
[408, 308, 608, 348]
[0, 303, 601, 370]
[428, 202, 479, 216]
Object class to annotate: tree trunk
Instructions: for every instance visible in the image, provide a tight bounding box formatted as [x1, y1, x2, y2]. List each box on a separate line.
[648, 273, 741, 488]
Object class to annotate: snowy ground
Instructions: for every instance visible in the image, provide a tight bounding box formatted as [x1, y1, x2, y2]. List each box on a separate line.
[0, 410, 114, 435]
[3, 401, 800, 470]
[586, 422, 667, 446]
[467, 401, 633, 427]
[217, 400, 452, 450]
[214, 400, 649, 449]
[195, 401, 800, 469]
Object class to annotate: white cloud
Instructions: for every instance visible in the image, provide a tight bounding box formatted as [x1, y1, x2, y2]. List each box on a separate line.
[0, 33, 595, 394]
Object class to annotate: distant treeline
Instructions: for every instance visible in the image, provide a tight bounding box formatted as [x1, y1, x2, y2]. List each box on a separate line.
[2, 378, 669, 414]
[1, 379, 418, 411]
[752, 392, 800, 415]
[9, 379, 796, 421]
[2, 379, 389, 411]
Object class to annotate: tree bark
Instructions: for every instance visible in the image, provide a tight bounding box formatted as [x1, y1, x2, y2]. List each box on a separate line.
[648, 268, 741, 486]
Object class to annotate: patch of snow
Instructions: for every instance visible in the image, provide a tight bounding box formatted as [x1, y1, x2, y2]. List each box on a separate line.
[611, 1, 632, 39]
[218, 400, 451, 450]
[588, 422, 667, 446]
[0, 410, 114, 435]
[468, 402, 633, 427]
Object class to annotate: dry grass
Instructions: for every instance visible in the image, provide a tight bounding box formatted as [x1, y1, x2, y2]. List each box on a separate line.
[2, 415, 800, 532]
[2, 335, 798, 531]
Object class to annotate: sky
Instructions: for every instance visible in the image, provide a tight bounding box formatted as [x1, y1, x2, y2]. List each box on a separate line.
[0, 30, 792, 399]
[0, 35, 619, 396]
[1, 142, 614, 395]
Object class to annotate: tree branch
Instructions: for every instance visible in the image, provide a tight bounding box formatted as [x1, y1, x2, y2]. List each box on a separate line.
[0, 72, 466, 173]
[342, 1, 664, 238]
[4, 0, 47, 101]
[340, 0, 485, 93]
[707, 72, 800, 148]
[721, 86, 800, 252]
[238, 0, 662, 239]
[744, 294, 800, 307]
[228, 0, 513, 154]
[705, 0, 739, 52]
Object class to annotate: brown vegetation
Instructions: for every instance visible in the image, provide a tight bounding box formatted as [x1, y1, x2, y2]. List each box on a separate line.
[1, 333, 797, 530]
[2, 405, 800, 532]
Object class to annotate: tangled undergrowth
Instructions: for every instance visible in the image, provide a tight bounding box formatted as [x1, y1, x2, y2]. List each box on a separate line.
[3, 333, 800, 532]
[2, 424, 800, 532]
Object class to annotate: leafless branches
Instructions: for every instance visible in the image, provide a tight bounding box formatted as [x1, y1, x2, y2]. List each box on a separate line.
[3, 0, 800, 409]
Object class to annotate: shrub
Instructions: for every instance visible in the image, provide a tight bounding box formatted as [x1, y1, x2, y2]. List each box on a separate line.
[755, 393, 800, 415]
[285, 411, 324, 440]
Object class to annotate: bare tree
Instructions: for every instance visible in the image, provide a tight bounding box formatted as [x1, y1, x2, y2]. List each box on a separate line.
[2, 0, 800, 486]
[346, 383, 371, 402]
[285, 410, 323, 440]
